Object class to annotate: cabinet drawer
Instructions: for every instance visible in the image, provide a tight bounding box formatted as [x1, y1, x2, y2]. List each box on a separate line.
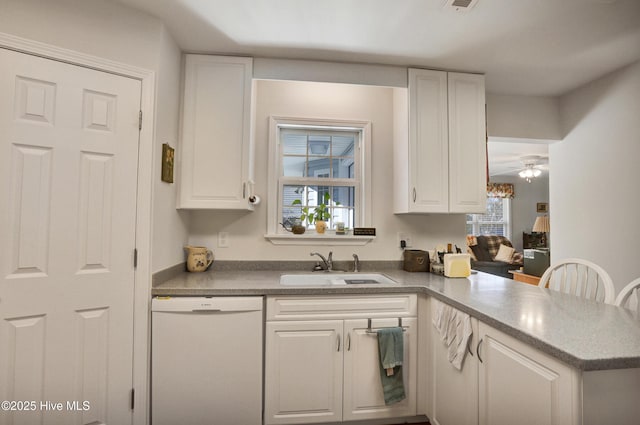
[266, 294, 417, 321]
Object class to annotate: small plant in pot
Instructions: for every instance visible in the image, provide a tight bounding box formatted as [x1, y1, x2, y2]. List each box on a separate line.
[280, 217, 306, 234]
[292, 192, 334, 234]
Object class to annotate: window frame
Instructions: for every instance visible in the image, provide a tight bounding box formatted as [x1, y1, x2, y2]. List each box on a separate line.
[265, 116, 373, 245]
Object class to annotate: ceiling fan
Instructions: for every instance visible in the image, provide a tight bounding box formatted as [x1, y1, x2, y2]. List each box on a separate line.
[488, 154, 548, 180]
[518, 155, 547, 182]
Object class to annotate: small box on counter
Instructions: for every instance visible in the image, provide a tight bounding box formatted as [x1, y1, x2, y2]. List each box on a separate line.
[444, 253, 471, 278]
[403, 249, 430, 272]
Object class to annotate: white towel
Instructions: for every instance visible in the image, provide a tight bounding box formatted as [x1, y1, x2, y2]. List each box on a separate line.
[432, 300, 473, 371]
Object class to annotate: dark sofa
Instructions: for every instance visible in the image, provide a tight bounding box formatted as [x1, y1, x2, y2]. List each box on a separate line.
[468, 235, 523, 278]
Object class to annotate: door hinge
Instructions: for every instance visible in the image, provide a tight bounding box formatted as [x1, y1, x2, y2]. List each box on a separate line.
[138, 110, 143, 131]
[133, 248, 138, 269]
[130, 388, 135, 410]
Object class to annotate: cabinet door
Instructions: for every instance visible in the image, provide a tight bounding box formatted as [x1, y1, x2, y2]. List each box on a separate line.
[264, 320, 344, 425]
[343, 318, 417, 421]
[477, 323, 578, 425]
[178, 54, 254, 209]
[448, 72, 486, 213]
[431, 311, 478, 425]
[407, 68, 449, 213]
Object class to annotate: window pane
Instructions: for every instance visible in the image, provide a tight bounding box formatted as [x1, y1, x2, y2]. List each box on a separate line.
[282, 133, 308, 155]
[466, 198, 510, 238]
[282, 207, 302, 227]
[466, 223, 474, 235]
[283, 156, 307, 177]
[332, 135, 354, 156]
[282, 185, 305, 206]
[331, 186, 354, 208]
[308, 135, 331, 157]
[332, 207, 354, 228]
[479, 224, 505, 236]
[308, 159, 331, 178]
[481, 198, 504, 221]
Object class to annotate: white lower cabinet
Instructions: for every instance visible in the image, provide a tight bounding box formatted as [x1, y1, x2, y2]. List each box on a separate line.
[265, 320, 344, 424]
[264, 295, 417, 425]
[429, 299, 578, 425]
[430, 309, 479, 425]
[477, 323, 577, 425]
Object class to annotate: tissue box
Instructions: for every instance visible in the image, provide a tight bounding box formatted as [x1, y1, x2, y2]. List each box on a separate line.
[444, 253, 471, 278]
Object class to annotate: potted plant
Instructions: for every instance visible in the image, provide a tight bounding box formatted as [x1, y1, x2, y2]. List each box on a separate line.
[292, 192, 333, 234]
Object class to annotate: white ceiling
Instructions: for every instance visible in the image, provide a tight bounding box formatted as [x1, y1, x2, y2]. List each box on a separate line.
[488, 140, 550, 178]
[113, 0, 639, 176]
[116, 0, 640, 96]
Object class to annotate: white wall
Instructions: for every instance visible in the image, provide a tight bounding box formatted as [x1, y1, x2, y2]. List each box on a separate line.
[188, 79, 467, 261]
[0, 0, 189, 273]
[490, 176, 550, 252]
[487, 93, 561, 141]
[151, 28, 190, 272]
[553, 60, 640, 292]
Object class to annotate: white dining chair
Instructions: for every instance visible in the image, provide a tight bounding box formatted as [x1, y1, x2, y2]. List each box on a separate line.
[538, 258, 615, 304]
[615, 277, 640, 315]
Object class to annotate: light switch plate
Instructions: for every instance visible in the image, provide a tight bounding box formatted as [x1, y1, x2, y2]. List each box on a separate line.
[218, 232, 229, 248]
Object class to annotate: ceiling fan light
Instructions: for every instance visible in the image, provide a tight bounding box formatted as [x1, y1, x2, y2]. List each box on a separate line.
[533, 169, 541, 177]
[518, 170, 526, 178]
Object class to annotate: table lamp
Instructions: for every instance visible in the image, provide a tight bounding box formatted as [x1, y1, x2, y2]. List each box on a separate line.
[532, 215, 550, 247]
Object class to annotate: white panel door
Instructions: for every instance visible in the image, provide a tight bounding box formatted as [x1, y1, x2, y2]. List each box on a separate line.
[343, 318, 417, 421]
[264, 320, 343, 425]
[0, 48, 141, 425]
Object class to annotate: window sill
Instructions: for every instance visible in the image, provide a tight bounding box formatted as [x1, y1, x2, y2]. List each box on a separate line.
[264, 233, 375, 246]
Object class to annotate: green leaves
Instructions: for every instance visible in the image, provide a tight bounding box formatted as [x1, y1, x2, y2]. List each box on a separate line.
[291, 192, 336, 225]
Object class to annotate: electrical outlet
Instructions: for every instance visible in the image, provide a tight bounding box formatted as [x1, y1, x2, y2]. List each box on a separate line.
[218, 232, 229, 248]
[398, 232, 413, 248]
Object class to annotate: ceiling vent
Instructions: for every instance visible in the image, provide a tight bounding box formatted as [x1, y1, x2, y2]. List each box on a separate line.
[445, 0, 479, 12]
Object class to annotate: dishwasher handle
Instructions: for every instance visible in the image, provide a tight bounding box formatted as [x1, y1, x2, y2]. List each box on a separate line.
[152, 296, 264, 313]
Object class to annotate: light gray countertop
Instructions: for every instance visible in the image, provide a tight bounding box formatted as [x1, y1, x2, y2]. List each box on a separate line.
[152, 267, 640, 371]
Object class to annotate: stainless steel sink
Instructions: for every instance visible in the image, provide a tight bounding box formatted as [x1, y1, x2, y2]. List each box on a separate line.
[279, 273, 397, 286]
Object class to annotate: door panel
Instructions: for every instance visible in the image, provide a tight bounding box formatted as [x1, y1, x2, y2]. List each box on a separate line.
[343, 318, 417, 421]
[264, 320, 343, 425]
[478, 324, 576, 425]
[0, 48, 141, 425]
[431, 308, 478, 425]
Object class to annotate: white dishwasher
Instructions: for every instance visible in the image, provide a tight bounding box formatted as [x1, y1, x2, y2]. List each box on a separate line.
[151, 296, 263, 425]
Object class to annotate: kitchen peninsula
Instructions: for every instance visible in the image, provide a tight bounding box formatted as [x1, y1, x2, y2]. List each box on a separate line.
[153, 266, 640, 425]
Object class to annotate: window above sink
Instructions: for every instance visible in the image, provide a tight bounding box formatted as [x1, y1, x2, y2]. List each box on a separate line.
[265, 116, 374, 246]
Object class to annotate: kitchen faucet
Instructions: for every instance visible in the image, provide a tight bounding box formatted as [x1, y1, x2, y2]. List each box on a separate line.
[310, 251, 333, 271]
[352, 254, 360, 272]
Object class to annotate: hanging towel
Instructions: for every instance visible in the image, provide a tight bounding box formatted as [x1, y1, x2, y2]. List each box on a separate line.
[376, 327, 406, 405]
[448, 311, 472, 370]
[432, 300, 473, 371]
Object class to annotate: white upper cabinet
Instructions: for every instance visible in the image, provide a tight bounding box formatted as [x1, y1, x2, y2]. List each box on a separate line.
[394, 68, 486, 214]
[448, 72, 487, 213]
[178, 55, 254, 209]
